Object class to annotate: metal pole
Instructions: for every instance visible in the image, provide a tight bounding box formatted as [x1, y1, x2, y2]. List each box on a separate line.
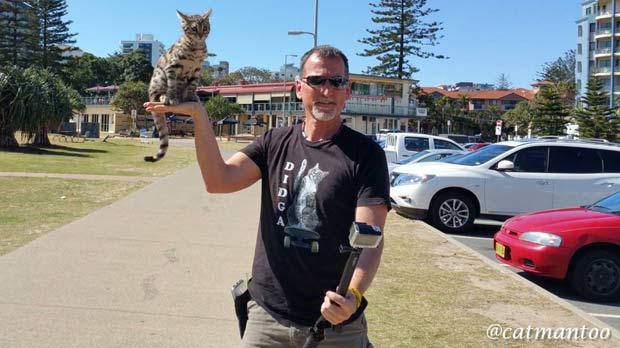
[313, 0, 318, 47]
[611, 0, 617, 108]
[282, 54, 298, 127]
[282, 57, 287, 128]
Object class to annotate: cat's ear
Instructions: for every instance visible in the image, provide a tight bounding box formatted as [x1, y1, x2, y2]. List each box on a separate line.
[176, 10, 189, 23]
[202, 8, 212, 20]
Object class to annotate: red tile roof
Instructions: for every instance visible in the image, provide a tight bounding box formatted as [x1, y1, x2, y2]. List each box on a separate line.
[418, 87, 536, 101]
[197, 82, 296, 95]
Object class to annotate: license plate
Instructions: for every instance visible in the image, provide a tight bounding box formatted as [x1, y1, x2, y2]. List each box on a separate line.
[495, 242, 506, 258]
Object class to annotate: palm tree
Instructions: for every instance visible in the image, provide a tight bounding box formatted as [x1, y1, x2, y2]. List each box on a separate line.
[0, 66, 81, 147]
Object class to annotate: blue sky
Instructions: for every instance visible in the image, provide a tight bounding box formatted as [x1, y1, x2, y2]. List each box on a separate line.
[64, 0, 578, 89]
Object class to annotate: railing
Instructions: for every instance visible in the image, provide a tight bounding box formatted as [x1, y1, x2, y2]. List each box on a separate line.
[82, 96, 112, 105]
[594, 67, 612, 74]
[596, 47, 612, 54]
[597, 28, 612, 35]
[239, 100, 419, 117]
[597, 10, 620, 17]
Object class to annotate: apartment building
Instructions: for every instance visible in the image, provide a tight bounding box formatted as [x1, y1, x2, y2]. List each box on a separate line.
[576, 0, 618, 106]
[120, 34, 165, 67]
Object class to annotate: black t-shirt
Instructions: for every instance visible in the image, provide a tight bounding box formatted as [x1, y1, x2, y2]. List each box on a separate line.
[240, 123, 390, 326]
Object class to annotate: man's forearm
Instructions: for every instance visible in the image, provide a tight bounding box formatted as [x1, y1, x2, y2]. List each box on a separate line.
[350, 240, 383, 294]
[191, 109, 229, 192]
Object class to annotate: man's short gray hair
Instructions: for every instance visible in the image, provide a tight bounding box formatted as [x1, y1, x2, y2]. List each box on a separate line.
[299, 45, 349, 78]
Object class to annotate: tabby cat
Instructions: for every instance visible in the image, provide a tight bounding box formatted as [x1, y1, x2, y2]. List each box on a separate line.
[145, 9, 212, 162]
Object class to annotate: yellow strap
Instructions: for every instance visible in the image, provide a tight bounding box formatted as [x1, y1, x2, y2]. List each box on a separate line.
[348, 287, 362, 308]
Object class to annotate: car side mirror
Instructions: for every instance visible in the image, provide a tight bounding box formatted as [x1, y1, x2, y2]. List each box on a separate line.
[496, 160, 514, 171]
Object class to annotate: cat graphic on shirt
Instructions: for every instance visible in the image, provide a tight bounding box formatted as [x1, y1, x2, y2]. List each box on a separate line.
[287, 161, 329, 230]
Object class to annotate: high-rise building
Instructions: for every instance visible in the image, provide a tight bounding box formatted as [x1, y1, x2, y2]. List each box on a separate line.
[210, 61, 229, 78]
[576, 0, 618, 106]
[120, 34, 165, 67]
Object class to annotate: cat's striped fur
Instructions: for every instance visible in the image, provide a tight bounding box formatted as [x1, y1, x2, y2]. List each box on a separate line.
[145, 9, 212, 162]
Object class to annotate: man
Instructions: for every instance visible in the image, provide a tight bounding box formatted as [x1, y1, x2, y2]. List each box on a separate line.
[144, 45, 390, 347]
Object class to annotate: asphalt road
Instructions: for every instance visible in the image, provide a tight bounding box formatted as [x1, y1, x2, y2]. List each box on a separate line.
[448, 219, 620, 331]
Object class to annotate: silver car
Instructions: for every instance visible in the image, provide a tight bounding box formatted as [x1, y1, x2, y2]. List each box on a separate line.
[387, 149, 466, 173]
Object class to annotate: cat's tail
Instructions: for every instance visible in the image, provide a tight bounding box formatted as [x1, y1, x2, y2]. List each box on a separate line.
[144, 111, 169, 162]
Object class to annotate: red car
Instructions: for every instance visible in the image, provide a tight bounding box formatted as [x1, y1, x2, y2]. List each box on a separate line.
[464, 142, 490, 152]
[494, 192, 620, 302]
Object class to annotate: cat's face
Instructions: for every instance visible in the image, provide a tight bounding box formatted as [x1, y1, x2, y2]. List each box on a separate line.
[308, 164, 328, 182]
[177, 9, 212, 41]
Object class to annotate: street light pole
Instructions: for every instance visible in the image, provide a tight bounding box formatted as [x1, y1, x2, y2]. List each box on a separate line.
[313, 0, 318, 47]
[282, 54, 298, 127]
[288, 0, 318, 47]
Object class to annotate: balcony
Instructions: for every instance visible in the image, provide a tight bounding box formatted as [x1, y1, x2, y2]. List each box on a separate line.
[239, 100, 420, 117]
[595, 47, 612, 58]
[596, 10, 620, 20]
[82, 96, 112, 105]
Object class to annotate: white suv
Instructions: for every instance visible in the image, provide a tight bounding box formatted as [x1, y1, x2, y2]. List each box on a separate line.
[389, 140, 620, 233]
[383, 133, 465, 163]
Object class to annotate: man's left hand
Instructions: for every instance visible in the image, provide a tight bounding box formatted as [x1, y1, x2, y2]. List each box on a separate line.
[320, 289, 357, 325]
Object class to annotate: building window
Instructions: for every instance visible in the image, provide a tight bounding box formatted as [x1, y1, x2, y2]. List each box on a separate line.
[586, 7, 591, 15]
[101, 114, 110, 132]
[578, 25, 583, 37]
[577, 43, 582, 55]
[577, 80, 581, 91]
[590, 23, 596, 33]
[589, 42, 595, 51]
[577, 62, 582, 73]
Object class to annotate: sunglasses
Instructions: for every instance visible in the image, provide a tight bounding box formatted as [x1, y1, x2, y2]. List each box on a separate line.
[302, 75, 349, 89]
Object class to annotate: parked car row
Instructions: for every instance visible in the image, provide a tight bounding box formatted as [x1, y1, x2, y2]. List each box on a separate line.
[382, 135, 620, 302]
[390, 139, 620, 233]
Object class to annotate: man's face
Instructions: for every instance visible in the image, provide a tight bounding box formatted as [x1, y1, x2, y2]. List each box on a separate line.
[295, 54, 351, 123]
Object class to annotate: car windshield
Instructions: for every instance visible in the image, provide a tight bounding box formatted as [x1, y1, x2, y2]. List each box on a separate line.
[445, 144, 514, 166]
[396, 150, 431, 164]
[587, 192, 620, 214]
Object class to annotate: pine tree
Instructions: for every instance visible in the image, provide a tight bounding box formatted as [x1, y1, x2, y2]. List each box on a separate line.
[358, 0, 446, 79]
[533, 86, 569, 136]
[496, 73, 512, 90]
[0, 0, 38, 67]
[574, 78, 619, 141]
[29, 0, 76, 73]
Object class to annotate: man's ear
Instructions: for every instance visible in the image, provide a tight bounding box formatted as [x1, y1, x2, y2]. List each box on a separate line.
[295, 79, 303, 100]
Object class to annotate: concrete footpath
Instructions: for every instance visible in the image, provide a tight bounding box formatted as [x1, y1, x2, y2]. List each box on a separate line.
[0, 164, 257, 348]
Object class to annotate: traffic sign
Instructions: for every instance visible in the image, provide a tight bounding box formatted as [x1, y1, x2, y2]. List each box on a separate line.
[496, 119, 503, 127]
[495, 126, 502, 136]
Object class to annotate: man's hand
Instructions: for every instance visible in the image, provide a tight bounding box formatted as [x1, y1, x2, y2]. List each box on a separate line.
[320, 289, 358, 325]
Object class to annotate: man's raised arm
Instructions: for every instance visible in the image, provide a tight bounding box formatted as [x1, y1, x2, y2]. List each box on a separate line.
[144, 101, 261, 193]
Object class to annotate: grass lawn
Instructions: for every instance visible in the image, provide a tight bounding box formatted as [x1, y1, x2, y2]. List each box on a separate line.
[365, 214, 618, 348]
[0, 136, 248, 256]
[0, 137, 197, 177]
[0, 177, 148, 256]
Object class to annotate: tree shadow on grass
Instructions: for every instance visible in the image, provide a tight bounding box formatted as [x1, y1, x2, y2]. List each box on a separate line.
[0, 145, 101, 158]
[44, 144, 108, 154]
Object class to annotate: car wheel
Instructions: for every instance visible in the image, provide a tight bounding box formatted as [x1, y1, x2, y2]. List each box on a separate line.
[429, 191, 475, 233]
[283, 236, 291, 248]
[569, 250, 620, 302]
[311, 241, 319, 254]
